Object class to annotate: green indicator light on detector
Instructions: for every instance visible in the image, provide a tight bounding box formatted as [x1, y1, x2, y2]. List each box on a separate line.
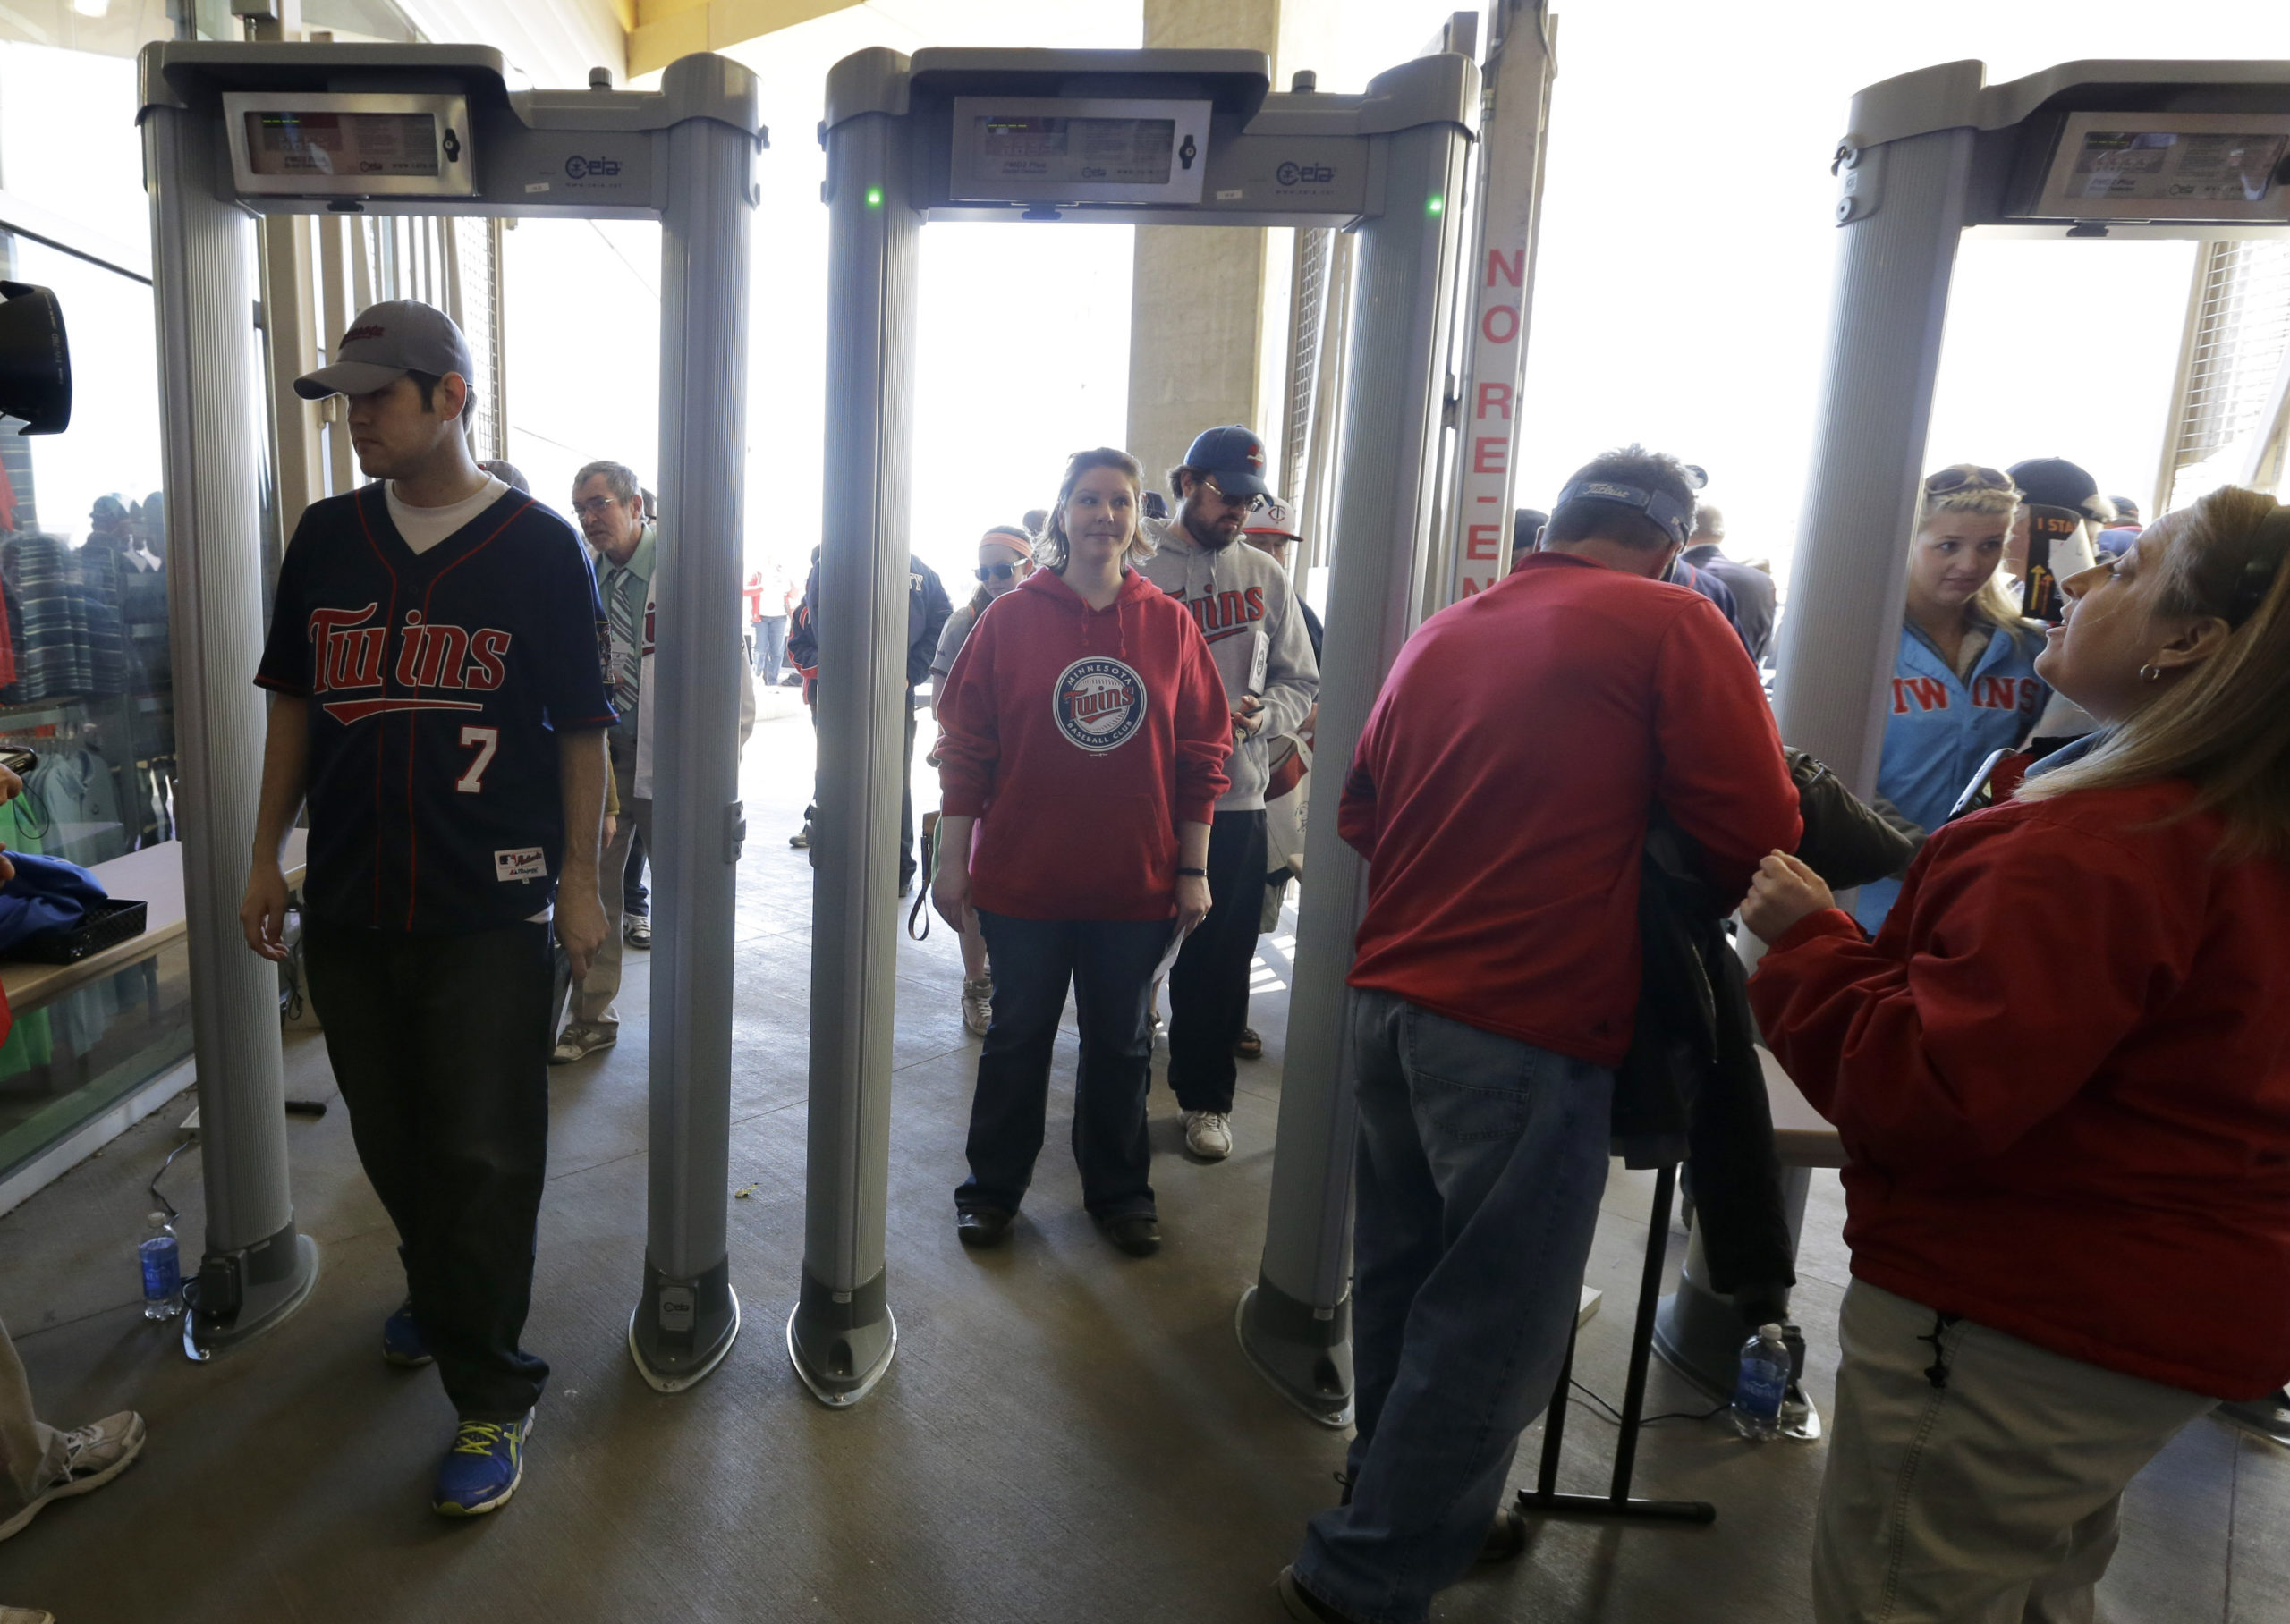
[1426, 194, 1445, 216]
[866, 186, 884, 207]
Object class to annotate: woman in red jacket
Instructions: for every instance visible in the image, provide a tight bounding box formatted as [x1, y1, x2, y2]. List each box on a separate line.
[1743, 485, 2290, 1623]
[933, 447, 1231, 1258]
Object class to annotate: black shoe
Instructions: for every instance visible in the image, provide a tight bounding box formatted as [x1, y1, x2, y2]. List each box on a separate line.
[1234, 1026, 1263, 1060]
[1099, 1214, 1161, 1256]
[1477, 1506, 1527, 1564]
[1276, 1568, 1367, 1624]
[955, 1208, 1014, 1248]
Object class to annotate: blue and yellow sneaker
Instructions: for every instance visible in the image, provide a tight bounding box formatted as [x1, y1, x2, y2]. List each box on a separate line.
[381, 1301, 431, 1368]
[431, 1413, 532, 1517]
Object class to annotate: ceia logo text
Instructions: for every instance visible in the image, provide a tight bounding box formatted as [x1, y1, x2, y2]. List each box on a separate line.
[564, 154, 623, 181]
[1276, 161, 1336, 187]
[1052, 657, 1148, 753]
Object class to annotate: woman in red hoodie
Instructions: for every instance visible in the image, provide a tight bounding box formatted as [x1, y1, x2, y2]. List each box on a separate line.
[1743, 485, 2290, 1622]
[933, 447, 1231, 1258]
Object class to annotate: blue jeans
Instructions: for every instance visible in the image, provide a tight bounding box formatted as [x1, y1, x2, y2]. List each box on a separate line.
[959, 910, 1169, 1221]
[1296, 988, 1614, 1624]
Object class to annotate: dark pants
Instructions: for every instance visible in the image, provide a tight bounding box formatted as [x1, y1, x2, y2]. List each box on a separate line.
[1297, 988, 1613, 1623]
[959, 910, 1168, 1221]
[900, 703, 918, 888]
[1166, 808, 1267, 1113]
[623, 826, 649, 918]
[303, 921, 554, 1421]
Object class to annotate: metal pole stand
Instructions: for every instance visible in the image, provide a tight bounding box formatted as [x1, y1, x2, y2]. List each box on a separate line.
[1516, 1164, 1716, 1527]
[141, 89, 319, 1361]
[625, 52, 764, 1396]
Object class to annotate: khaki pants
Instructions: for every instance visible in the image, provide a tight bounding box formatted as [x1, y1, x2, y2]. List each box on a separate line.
[1814, 1279, 2218, 1624]
[571, 765, 654, 1033]
[0, 1317, 64, 1522]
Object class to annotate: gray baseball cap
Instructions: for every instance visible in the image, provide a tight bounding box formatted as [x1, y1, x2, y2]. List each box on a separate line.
[293, 300, 473, 401]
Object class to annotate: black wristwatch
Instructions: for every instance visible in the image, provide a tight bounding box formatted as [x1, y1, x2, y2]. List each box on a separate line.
[1175, 867, 1207, 877]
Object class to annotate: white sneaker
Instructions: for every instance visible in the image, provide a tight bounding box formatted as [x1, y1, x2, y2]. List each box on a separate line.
[961, 977, 993, 1037]
[1183, 1111, 1234, 1162]
[0, 1410, 146, 1543]
[1, 1607, 56, 1623]
[548, 1024, 616, 1065]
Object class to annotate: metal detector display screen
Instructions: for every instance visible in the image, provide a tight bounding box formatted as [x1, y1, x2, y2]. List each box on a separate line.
[245, 111, 440, 179]
[2035, 113, 2290, 223]
[223, 92, 472, 199]
[976, 114, 1176, 187]
[948, 96, 1211, 207]
[2067, 130, 2286, 204]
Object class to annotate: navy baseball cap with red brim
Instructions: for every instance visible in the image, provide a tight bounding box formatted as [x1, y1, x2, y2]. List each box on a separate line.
[1184, 424, 1274, 500]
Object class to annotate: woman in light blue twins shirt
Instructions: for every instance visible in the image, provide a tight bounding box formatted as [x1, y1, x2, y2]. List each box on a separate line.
[1857, 466, 2048, 930]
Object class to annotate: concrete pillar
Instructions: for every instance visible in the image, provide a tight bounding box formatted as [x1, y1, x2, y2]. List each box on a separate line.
[1127, 0, 1333, 480]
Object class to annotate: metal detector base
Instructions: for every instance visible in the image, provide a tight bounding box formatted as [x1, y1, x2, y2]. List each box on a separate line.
[785, 1303, 895, 1408]
[1236, 1285, 1354, 1430]
[182, 1232, 319, 1363]
[629, 1286, 742, 1394]
[1515, 1488, 1717, 1526]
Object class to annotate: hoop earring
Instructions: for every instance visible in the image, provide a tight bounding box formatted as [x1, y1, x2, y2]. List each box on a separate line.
[2139, 664, 2164, 684]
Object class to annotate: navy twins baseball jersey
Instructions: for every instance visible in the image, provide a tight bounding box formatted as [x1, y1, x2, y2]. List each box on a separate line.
[257, 484, 616, 933]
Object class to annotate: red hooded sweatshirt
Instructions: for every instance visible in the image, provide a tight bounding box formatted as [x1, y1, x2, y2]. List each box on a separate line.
[937, 565, 1231, 921]
[1751, 780, 2290, 1400]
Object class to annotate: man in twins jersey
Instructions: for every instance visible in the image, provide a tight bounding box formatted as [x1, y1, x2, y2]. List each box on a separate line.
[238, 300, 614, 1518]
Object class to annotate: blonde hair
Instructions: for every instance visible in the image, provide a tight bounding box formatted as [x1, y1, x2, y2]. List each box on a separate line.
[2022, 485, 2290, 859]
[1039, 448, 1152, 571]
[1914, 467, 2029, 643]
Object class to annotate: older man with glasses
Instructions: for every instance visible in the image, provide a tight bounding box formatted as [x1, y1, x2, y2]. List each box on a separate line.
[1137, 426, 1320, 1163]
[552, 460, 753, 1064]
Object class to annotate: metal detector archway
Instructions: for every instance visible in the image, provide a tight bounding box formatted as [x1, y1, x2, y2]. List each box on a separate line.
[139, 41, 762, 1389]
[1654, 57, 2290, 1399]
[799, 46, 1474, 1408]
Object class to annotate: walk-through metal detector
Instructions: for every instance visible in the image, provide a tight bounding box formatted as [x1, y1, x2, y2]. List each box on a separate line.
[802, 47, 1473, 1407]
[1654, 58, 2290, 1401]
[140, 42, 763, 1386]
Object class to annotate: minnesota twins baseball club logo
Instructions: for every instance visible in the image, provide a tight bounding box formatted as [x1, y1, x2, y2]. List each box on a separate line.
[1052, 657, 1148, 753]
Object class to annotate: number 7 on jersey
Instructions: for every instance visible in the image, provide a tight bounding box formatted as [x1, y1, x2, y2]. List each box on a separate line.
[456, 725, 499, 793]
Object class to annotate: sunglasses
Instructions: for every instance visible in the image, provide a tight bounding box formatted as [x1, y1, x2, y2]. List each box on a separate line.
[1925, 466, 2013, 495]
[1201, 476, 1268, 514]
[975, 561, 1023, 581]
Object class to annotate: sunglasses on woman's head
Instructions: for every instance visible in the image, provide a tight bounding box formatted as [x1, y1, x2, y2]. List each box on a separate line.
[975, 562, 1022, 581]
[1925, 466, 2012, 495]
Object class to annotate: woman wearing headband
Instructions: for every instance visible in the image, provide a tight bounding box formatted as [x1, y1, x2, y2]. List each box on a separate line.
[929, 525, 1039, 1035]
[1743, 486, 2290, 1623]
[1856, 464, 2048, 928]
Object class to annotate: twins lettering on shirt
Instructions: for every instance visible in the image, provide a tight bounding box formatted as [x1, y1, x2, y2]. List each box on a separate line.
[1175, 585, 1267, 645]
[1890, 674, 2042, 716]
[305, 602, 510, 723]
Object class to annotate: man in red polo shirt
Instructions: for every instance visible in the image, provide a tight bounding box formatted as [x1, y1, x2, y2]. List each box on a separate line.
[1278, 445, 1801, 1624]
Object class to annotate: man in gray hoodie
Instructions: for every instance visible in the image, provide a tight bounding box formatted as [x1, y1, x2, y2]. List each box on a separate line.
[1138, 426, 1321, 1161]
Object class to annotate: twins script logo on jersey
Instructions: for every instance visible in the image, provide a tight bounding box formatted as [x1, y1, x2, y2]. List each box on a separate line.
[1052, 657, 1148, 753]
[305, 603, 514, 723]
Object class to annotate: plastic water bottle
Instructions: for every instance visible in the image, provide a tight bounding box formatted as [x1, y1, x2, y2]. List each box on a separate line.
[140, 1213, 182, 1321]
[1730, 1323, 1791, 1440]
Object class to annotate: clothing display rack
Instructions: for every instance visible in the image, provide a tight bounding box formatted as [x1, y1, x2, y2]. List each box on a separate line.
[1516, 1162, 1718, 1527]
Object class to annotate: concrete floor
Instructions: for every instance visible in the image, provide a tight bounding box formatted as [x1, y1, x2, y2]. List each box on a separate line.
[3, 709, 2286, 1623]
